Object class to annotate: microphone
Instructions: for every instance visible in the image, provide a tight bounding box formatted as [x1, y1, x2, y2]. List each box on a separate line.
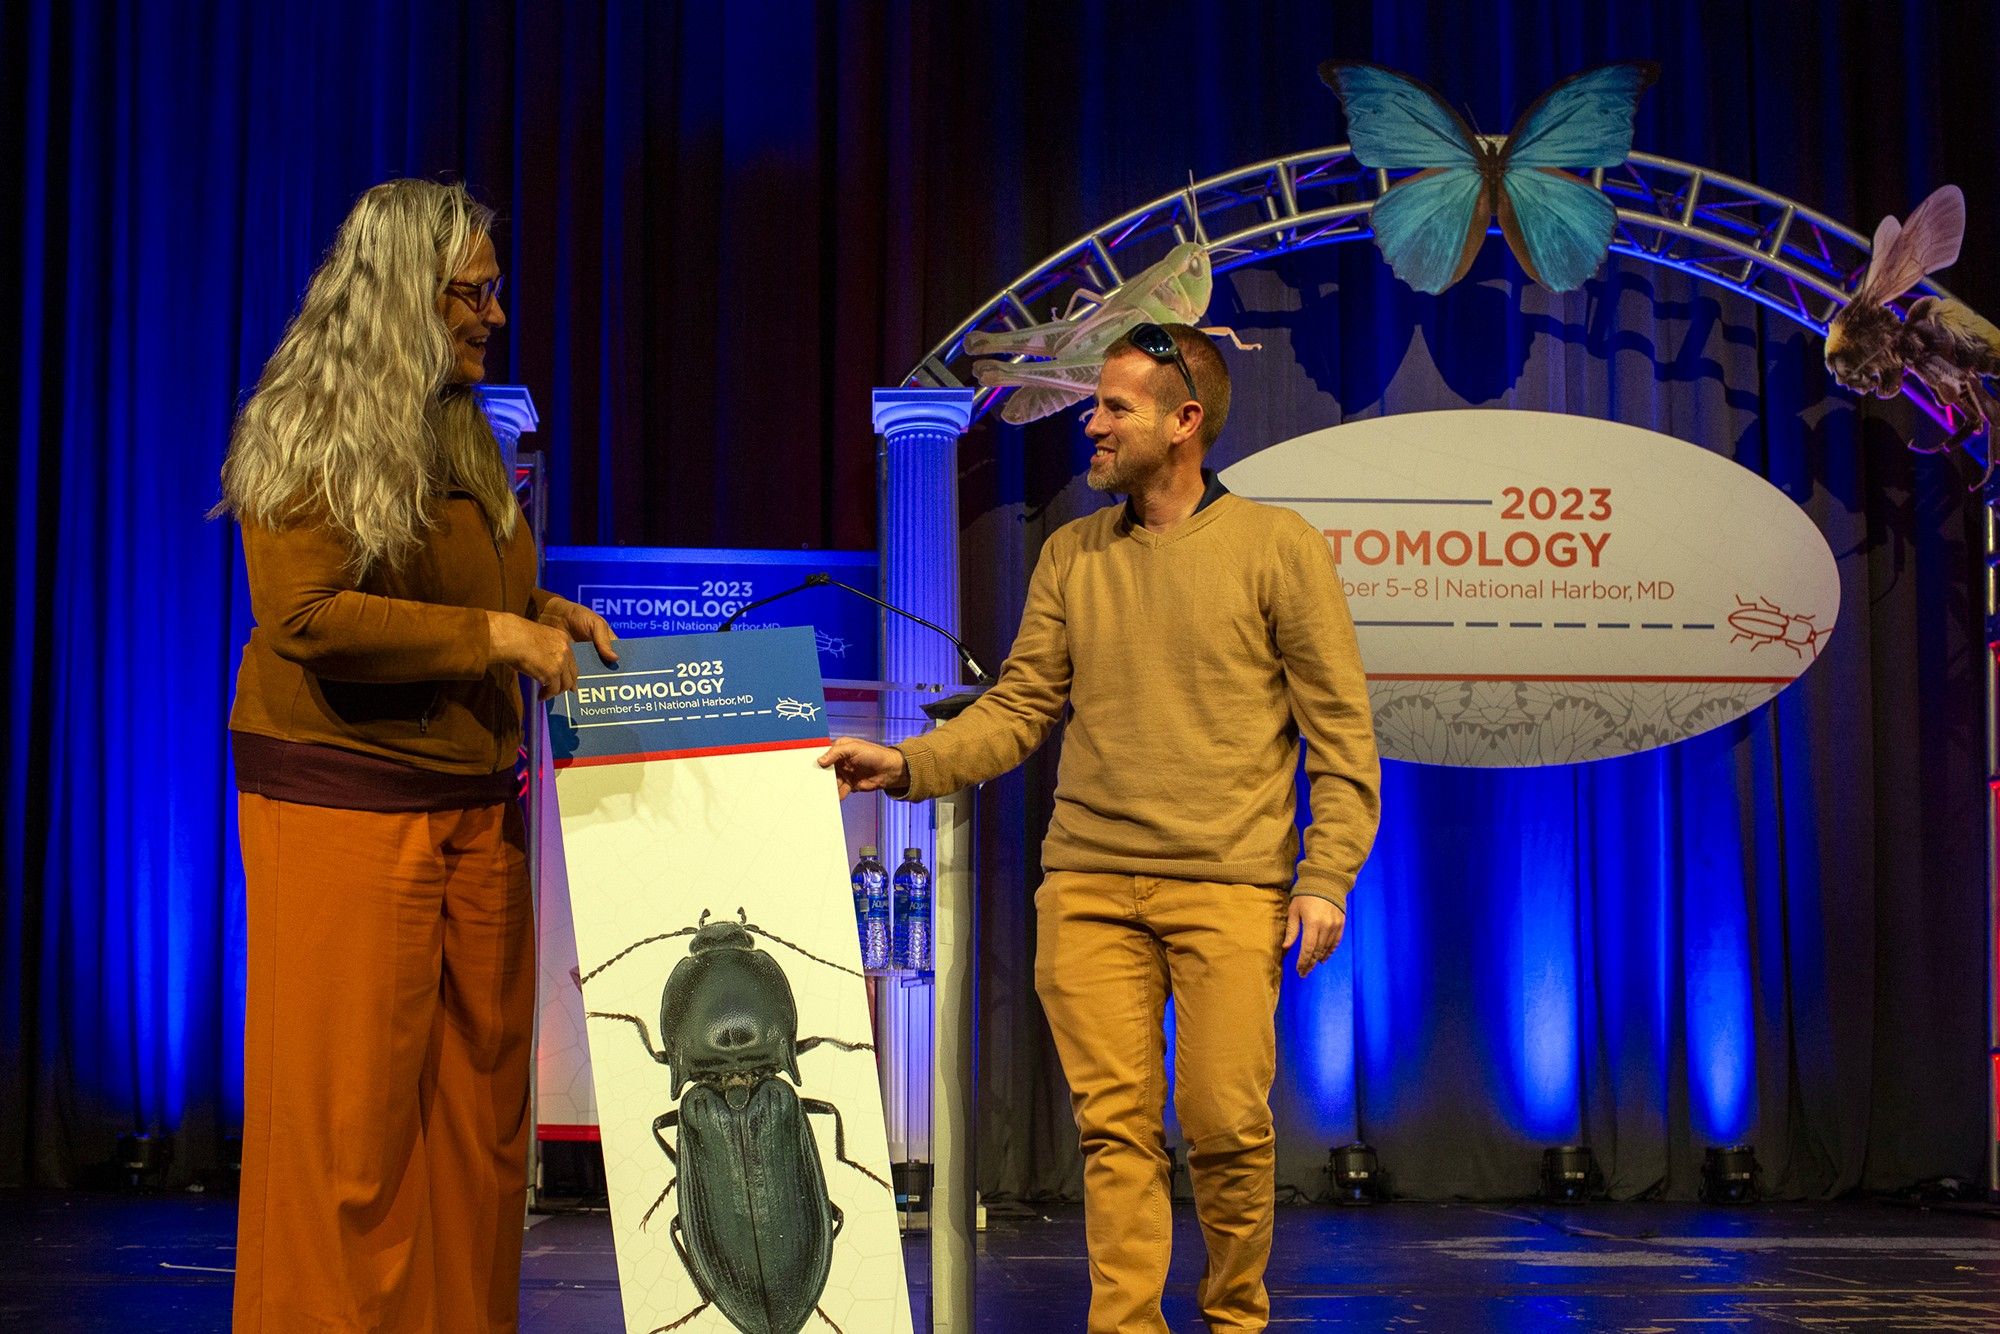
[717, 573, 995, 686]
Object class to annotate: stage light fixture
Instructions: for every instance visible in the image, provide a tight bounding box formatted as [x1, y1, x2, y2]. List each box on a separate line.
[114, 1132, 173, 1190]
[1325, 1142, 1381, 1204]
[1165, 1143, 1192, 1202]
[200, 1132, 245, 1195]
[1539, 1144, 1601, 1203]
[1700, 1145, 1758, 1204]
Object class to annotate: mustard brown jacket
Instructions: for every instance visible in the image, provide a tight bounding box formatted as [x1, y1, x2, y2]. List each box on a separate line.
[228, 494, 553, 776]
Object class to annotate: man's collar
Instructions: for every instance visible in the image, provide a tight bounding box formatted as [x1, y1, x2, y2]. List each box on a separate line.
[1123, 469, 1230, 527]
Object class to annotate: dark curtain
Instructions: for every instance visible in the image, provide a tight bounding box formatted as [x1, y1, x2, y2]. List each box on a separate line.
[955, 1, 1999, 1203]
[3, 0, 1996, 1198]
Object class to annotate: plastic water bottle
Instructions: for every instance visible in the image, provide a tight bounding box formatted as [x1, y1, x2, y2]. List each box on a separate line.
[852, 847, 890, 970]
[892, 847, 932, 973]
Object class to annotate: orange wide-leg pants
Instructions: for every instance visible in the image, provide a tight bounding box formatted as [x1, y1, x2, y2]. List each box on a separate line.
[232, 794, 536, 1334]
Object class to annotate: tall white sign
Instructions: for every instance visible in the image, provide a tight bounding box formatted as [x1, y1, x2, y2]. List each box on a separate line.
[550, 627, 911, 1334]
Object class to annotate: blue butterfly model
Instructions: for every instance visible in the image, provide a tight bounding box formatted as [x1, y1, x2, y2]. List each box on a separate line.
[1318, 61, 1659, 293]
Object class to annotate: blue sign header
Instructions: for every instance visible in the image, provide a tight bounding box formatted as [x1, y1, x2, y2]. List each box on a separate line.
[546, 627, 830, 767]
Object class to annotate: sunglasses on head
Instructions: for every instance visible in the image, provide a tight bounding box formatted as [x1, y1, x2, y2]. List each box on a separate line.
[1128, 322, 1199, 408]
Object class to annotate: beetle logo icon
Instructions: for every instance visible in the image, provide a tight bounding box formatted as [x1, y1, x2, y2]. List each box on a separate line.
[1727, 595, 1831, 660]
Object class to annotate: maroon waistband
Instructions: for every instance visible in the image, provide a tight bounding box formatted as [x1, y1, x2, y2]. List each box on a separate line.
[231, 732, 518, 813]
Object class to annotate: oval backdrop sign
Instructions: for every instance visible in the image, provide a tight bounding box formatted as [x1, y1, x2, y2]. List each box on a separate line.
[1220, 410, 1840, 767]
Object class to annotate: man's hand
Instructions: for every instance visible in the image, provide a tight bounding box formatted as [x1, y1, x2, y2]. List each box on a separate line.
[1282, 894, 1347, 977]
[539, 594, 620, 666]
[817, 737, 910, 800]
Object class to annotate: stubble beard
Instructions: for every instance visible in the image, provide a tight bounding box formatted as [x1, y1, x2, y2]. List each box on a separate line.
[1085, 446, 1155, 495]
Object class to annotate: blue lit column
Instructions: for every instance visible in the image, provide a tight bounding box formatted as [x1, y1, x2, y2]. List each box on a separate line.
[873, 388, 975, 693]
[870, 387, 975, 1170]
[474, 383, 539, 471]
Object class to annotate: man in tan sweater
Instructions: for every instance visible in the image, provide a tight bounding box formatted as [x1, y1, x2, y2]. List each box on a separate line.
[822, 322, 1380, 1333]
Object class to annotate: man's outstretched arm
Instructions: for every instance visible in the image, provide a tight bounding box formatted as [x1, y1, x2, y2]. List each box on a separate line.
[820, 537, 1073, 801]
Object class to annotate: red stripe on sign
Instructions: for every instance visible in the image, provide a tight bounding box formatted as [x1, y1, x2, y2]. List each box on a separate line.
[553, 736, 831, 770]
[537, 1124, 601, 1143]
[1367, 673, 1796, 684]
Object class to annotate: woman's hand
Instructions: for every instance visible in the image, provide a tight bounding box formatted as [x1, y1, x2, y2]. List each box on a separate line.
[488, 611, 580, 699]
[537, 595, 620, 666]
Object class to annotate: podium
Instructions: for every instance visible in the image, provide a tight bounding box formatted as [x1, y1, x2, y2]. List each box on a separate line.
[824, 678, 977, 1334]
[931, 784, 975, 1334]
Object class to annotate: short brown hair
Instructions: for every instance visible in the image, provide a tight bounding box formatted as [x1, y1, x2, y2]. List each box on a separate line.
[1104, 323, 1232, 449]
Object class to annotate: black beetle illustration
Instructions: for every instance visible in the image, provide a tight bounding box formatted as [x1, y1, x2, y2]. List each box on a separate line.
[584, 908, 892, 1334]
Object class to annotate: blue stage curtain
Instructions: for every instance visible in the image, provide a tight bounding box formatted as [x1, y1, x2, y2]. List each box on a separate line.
[3, 0, 1996, 1196]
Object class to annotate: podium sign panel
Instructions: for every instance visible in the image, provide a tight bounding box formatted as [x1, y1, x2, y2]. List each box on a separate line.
[542, 545, 881, 681]
[549, 627, 911, 1334]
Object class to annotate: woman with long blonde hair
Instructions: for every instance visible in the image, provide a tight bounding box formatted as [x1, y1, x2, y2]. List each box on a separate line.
[217, 178, 613, 1333]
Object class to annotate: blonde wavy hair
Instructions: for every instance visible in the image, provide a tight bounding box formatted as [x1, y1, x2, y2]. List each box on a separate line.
[215, 178, 517, 573]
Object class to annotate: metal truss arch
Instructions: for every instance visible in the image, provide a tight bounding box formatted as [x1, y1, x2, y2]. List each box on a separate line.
[906, 146, 1967, 431]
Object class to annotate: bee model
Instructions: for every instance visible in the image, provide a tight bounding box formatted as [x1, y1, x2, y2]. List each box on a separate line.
[1824, 184, 2000, 484]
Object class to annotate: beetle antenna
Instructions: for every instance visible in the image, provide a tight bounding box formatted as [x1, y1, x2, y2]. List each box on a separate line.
[579, 928, 701, 985]
[744, 923, 864, 979]
[737, 906, 747, 924]
[699, 909, 712, 927]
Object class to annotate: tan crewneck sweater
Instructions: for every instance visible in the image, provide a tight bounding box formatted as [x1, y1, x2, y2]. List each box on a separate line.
[899, 491, 1381, 906]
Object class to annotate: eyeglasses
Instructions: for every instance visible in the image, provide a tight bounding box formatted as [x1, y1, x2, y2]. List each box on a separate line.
[1128, 321, 1199, 408]
[443, 273, 506, 314]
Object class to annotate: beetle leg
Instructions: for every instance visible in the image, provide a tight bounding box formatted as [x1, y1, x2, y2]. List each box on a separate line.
[585, 1010, 670, 1064]
[813, 1306, 846, 1332]
[639, 1110, 682, 1231]
[640, 1177, 678, 1232]
[579, 927, 701, 986]
[795, 1035, 875, 1057]
[801, 1098, 893, 1191]
[651, 1110, 682, 1164]
[645, 1295, 710, 1334]
[744, 925, 864, 979]
[662, 1216, 720, 1318]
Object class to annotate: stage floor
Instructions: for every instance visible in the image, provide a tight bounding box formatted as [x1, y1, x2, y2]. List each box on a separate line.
[4, 1190, 1999, 1331]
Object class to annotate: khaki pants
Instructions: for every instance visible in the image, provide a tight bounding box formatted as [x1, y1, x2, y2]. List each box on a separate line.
[233, 794, 535, 1333]
[1034, 872, 1290, 1333]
